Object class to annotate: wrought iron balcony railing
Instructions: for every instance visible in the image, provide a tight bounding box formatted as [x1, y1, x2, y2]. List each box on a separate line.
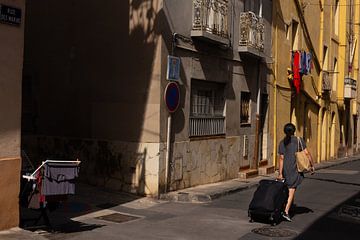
[192, 0, 229, 44]
[344, 77, 356, 99]
[189, 116, 225, 137]
[322, 71, 331, 92]
[239, 11, 264, 53]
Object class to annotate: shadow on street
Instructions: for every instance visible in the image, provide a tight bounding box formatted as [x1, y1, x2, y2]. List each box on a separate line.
[295, 191, 360, 239]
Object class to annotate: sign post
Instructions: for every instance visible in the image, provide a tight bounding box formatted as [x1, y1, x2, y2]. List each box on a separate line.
[164, 82, 180, 192]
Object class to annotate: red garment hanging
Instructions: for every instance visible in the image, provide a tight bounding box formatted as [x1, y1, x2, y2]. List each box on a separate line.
[36, 170, 46, 205]
[293, 51, 301, 94]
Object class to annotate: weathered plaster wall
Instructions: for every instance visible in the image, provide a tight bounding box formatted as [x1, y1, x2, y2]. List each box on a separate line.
[170, 137, 241, 190]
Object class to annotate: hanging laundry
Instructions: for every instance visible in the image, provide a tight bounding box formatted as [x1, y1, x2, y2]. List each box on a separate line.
[306, 52, 312, 74]
[292, 51, 301, 94]
[42, 162, 79, 196]
[27, 171, 45, 209]
[301, 51, 307, 74]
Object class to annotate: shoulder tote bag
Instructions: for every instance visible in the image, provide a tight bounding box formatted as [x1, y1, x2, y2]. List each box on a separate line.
[295, 137, 311, 172]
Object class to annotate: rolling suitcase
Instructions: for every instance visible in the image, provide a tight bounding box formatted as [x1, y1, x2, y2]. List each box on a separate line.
[248, 179, 289, 225]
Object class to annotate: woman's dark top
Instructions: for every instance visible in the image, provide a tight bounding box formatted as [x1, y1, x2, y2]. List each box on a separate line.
[278, 136, 305, 188]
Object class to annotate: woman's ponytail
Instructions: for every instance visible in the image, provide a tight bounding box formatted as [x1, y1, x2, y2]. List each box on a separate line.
[283, 123, 296, 146]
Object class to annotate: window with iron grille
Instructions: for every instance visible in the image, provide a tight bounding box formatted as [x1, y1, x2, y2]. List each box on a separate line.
[190, 80, 225, 137]
[240, 91, 251, 124]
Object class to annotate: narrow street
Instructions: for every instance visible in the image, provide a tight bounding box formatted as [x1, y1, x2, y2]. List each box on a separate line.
[26, 159, 360, 240]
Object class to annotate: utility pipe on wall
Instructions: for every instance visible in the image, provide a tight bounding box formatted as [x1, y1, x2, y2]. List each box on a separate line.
[273, 20, 278, 167]
[252, 0, 263, 168]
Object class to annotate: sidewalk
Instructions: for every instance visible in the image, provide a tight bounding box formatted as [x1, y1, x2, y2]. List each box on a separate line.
[0, 227, 47, 240]
[160, 154, 360, 203]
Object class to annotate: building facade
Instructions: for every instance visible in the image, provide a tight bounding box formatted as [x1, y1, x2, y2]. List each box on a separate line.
[2, 0, 360, 231]
[270, 0, 360, 168]
[21, 0, 273, 198]
[0, 0, 25, 231]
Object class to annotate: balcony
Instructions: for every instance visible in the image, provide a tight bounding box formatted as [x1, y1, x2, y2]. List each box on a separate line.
[344, 77, 356, 99]
[238, 11, 264, 58]
[191, 0, 230, 45]
[322, 71, 331, 92]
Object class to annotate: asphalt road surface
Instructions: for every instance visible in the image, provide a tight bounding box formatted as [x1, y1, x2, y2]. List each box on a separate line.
[30, 159, 360, 240]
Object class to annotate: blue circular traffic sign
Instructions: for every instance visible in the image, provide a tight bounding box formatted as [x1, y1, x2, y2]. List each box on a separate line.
[164, 82, 180, 113]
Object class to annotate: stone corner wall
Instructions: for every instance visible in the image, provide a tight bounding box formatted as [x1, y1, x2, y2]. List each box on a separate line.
[22, 135, 160, 196]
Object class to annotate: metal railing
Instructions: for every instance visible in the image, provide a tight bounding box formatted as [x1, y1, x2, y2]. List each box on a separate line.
[322, 71, 331, 92]
[192, 0, 229, 39]
[239, 11, 264, 51]
[189, 116, 225, 137]
[344, 77, 357, 99]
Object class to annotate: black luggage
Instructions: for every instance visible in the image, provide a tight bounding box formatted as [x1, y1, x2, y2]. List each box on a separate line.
[248, 179, 289, 225]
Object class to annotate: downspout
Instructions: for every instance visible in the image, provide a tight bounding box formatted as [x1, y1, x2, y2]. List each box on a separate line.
[317, 102, 323, 163]
[273, 19, 278, 167]
[253, 0, 263, 168]
[317, 1, 325, 163]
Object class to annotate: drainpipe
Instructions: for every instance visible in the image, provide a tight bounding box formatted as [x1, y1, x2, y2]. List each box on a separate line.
[253, 1, 263, 169]
[273, 21, 278, 167]
[316, 1, 324, 163]
[317, 103, 323, 163]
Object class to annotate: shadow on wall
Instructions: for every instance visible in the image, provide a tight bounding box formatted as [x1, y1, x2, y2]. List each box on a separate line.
[21, 0, 161, 195]
[21, 136, 148, 196]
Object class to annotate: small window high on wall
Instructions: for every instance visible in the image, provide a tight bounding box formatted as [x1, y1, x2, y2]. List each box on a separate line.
[334, 0, 339, 36]
[333, 58, 338, 91]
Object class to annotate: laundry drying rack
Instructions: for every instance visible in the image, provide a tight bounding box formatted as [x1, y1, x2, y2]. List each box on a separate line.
[20, 158, 81, 229]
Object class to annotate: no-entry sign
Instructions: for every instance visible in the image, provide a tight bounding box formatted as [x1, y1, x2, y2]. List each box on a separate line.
[164, 82, 180, 113]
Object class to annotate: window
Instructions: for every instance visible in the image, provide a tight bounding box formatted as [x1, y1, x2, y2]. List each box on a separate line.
[292, 20, 299, 50]
[333, 58, 338, 91]
[323, 45, 329, 70]
[334, 0, 339, 36]
[240, 91, 251, 124]
[285, 23, 290, 40]
[190, 80, 225, 137]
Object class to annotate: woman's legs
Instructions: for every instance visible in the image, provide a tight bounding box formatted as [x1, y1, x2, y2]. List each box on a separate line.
[285, 188, 296, 214]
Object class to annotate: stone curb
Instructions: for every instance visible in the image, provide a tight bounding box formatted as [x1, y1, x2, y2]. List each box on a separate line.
[160, 155, 360, 203]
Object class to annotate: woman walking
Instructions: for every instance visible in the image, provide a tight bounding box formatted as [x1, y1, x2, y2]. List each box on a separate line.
[277, 123, 315, 221]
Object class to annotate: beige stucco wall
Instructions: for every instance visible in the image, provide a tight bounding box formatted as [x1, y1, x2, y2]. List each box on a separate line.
[0, 0, 25, 230]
